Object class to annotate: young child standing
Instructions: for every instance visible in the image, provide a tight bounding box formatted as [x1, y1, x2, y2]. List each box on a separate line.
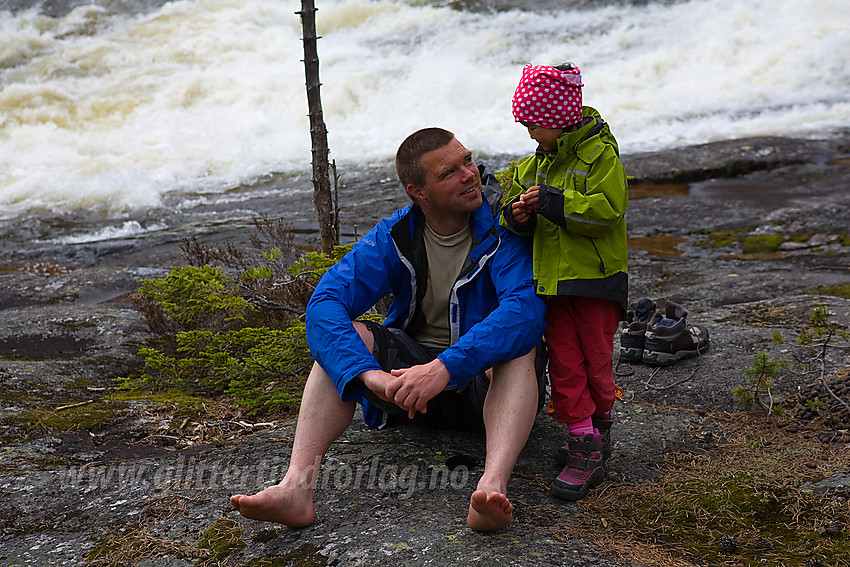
[501, 63, 629, 501]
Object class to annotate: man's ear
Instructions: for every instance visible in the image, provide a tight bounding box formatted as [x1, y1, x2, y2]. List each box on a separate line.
[406, 184, 425, 202]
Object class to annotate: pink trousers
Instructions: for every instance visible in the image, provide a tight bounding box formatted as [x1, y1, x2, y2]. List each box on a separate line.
[545, 295, 621, 425]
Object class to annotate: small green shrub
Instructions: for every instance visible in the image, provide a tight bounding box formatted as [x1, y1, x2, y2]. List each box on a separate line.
[287, 244, 354, 281]
[138, 265, 253, 332]
[495, 158, 530, 197]
[734, 351, 783, 418]
[127, 222, 365, 417]
[737, 302, 850, 423]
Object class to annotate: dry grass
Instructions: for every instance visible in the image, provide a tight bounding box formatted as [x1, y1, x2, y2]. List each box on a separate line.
[573, 412, 850, 566]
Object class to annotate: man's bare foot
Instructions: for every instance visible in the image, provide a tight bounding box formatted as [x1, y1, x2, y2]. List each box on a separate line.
[230, 484, 314, 528]
[467, 489, 513, 531]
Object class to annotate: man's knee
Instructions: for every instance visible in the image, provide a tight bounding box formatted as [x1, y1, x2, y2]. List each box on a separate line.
[494, 347, 538, 377]
[492, 346, 547, 411]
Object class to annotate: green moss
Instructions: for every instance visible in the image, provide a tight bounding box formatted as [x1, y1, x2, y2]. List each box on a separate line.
[243, 544, 329, 567]
[197, 517, 246, 562]
[9, 400, 127, 434]
[108, 389, 215, 433]
[579, 425, 850, 567]
[598, 470, 848, 564]
[741, 233, 785, 254]
[693, 229, 843, 256]
[0, 385, 54, 406]
[109, 389, 208, 407]
[694, 227, 751, 249]
[803, 283, 850, 299]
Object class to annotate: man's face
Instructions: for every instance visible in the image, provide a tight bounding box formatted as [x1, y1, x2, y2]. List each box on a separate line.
[409, 138, 482, 225]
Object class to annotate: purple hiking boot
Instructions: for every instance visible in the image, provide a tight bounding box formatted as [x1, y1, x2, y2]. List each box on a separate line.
[551, 430, 605, 501]
[556, 413, 613, 464]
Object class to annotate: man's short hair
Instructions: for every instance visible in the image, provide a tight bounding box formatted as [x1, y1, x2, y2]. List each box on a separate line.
[395, 127, 455, 189]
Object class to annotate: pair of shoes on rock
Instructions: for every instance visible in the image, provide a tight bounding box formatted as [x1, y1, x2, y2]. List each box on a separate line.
[619, 299, 710, 365]
[552, 413, 612, 501]
[619, 298, 656, 363]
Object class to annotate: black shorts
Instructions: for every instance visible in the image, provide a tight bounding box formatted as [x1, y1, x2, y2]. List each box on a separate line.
[360, 320, 547, 432]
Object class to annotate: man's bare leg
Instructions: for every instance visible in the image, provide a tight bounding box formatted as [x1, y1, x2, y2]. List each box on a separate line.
[229, 360, 356, 527]
[467, 348, 538, 531]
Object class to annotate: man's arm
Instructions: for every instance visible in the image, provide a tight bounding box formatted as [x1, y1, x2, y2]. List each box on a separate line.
[305, 220, 401, 402]
[385, 359, 451, 419]
[359, 369, 397, 403]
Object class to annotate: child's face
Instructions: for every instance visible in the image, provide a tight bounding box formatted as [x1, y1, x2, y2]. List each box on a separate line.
[524, 124, 562, 152]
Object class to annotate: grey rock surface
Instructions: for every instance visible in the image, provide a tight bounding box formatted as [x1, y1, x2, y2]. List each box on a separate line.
[1, 134, 849, 566]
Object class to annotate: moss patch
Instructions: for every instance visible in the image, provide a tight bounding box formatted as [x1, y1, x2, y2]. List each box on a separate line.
[7, 400, 128, 435]
[574, 414, 850, 567]
[109, 389, 209, 408]
[803, 283, 850, 300]
[692, 229, 846, 258]
[693, 227, 754, 249]
[197, 517, 246, 563]
[85, 524, 194, 566]
[244, 545, 329, 567]
[741, 234, 786, 254]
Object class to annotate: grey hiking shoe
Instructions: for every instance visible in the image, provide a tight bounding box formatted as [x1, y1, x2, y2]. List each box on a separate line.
[642, 301, 710, 365]
[618, 298, 657, 362]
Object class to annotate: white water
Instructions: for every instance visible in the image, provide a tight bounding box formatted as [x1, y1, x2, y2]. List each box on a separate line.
[1, 0, 848, 222]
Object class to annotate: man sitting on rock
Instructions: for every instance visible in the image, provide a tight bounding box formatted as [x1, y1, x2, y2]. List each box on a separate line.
[230, 127, 546, 531]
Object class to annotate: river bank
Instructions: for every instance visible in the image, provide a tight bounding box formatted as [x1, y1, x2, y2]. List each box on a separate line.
[1, 134, 850, 566]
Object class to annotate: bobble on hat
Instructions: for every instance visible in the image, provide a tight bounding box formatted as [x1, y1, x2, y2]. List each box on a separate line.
[512, 64, 584, 129]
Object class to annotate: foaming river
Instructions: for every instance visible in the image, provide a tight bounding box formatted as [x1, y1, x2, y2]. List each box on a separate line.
[1, 0, 848, 254]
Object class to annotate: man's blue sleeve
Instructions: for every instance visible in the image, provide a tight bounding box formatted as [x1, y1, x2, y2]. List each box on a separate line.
[305, 225, 395, 402]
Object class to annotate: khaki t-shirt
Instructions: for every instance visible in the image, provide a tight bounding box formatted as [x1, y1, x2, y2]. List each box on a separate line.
[414, 222, 473, 350]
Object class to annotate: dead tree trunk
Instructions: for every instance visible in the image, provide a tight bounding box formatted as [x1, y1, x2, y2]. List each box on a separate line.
[298, 0, 337, 253]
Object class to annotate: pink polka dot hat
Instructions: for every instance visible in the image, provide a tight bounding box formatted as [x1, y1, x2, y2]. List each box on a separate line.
[511, 63, 584, 129]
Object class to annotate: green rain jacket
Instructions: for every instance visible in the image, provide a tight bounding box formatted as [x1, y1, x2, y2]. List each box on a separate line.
[500, 107, 628, 311]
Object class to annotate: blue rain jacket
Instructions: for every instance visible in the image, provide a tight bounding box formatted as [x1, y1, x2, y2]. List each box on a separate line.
[305, 166, 546, 427]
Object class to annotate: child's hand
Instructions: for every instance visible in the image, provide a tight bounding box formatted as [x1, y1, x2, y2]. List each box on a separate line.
[520, 186, 540, 209]
[511, 200, 532, 224]
[509, 185, 539, 224]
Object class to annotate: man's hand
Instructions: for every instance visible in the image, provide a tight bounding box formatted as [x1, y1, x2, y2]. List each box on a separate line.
[386, 359, 451, 419]
[358, 369, 396, 403]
